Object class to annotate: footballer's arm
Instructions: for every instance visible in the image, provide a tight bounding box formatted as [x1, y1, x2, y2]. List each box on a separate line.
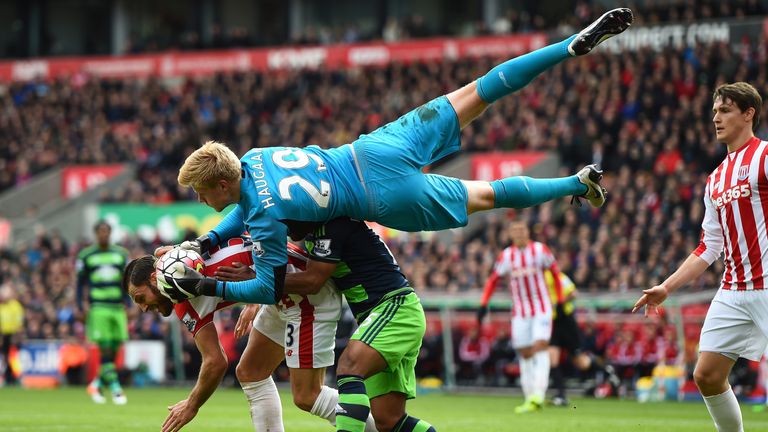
[284, 258, 336, 296]
[162, 324, 228, 432]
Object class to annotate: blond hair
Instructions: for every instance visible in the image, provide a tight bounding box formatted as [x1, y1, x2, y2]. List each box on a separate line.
[178, 141, 241, 189]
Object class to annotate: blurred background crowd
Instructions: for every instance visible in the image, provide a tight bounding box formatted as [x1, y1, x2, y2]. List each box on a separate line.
[1, 0, 767, 395]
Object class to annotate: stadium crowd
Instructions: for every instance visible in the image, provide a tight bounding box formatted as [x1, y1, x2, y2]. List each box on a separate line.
[3, 6, 768, 391]
[115, 1, 767, 53]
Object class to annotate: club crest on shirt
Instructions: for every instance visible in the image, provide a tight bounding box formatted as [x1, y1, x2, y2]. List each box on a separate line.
[738, 165, 749, 181]
[252, 241, 265, 257]
[314, 239, 332, 257]
[182, 313, 196, 332]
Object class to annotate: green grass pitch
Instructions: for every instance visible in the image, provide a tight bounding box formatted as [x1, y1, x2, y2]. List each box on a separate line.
[1, 386, 768, 431]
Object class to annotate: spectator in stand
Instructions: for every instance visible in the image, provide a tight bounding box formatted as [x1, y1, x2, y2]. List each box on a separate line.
[606, 328, 643, 390]
[457, 326, 491, 384]
[487, 326, 516, 386]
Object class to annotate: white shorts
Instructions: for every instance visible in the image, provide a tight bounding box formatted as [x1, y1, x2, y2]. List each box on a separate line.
[699, 289, 768, 362]
[511, 314, 552, 349]
[253, 281, 341, 369]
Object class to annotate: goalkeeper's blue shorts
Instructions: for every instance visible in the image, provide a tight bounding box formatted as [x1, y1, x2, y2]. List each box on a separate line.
[351, 96, 468, 232]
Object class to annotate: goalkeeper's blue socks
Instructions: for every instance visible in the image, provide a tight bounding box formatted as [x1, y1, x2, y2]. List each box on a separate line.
[336, 375, 370, 432]
[394, 414, 436, 432]
[490, 176, 586, 209]
[476, 35, 576, 103]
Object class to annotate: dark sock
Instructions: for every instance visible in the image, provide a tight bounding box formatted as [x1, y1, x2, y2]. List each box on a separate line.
[552, 364, 566, 398]
[336, 375, 370, 432]
[394, 413, 437, 432]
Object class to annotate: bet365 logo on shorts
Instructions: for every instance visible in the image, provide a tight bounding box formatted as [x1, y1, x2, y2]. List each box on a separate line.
[314, 239, 332, 257]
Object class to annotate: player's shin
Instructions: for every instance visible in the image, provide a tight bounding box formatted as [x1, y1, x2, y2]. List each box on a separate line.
[393, 414, 436, 432]
[241, 377, 285, 432]
[551, 364, 566, 399]
[703, 388, 743, 432]
[336, 375, 371, 432]
[476, 35, 576, 103]
[489, 176, 586, 209]
[533, 350, 551, 401]
[312, 385, 378, 432]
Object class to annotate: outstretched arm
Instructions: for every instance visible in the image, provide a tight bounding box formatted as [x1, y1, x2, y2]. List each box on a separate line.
[162, 324, 227, 432]
[632, 254, 710, 315]
[634, 186, 720, 315]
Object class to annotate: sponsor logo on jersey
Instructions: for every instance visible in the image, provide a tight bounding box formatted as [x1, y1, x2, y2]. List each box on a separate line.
[314, 239, 332, 257]
[738, 165, 749, 181]
[286, 349, 293, 357]
[253, 241, 265, 257]
[182, 313, 197, 332]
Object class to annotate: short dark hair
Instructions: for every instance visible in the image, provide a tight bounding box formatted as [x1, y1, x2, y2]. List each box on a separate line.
[122, 255, 157, 297]
[713, 82, 763, 132]
[94, 219, 112, 232]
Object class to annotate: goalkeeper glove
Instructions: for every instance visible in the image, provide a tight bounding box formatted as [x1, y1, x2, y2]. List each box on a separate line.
[477, 305, 489, 325]
[158, 263, 219, 303]
[179, 235, 213, 256]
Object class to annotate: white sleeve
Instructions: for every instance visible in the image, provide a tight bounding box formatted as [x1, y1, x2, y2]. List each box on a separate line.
[692, 184, 724, 265]
[494, 249, 510, 276]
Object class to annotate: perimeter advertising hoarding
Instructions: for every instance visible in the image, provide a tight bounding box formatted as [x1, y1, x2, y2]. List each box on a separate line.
[98, 203, 223, 243]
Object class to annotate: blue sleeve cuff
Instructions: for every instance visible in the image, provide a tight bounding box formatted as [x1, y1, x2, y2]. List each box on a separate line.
[216, 280, 225, 298]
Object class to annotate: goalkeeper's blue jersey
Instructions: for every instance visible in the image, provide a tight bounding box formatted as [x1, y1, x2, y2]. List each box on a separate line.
[240, 145, 367, 223]
[205, 96, 471, 304]
[207, 144, 367, 304]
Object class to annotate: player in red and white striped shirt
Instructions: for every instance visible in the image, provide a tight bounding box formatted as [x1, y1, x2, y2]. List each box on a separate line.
[634, 82, 765, 432]
[478, 220, 563, 413]
[126, 237, 378, 432]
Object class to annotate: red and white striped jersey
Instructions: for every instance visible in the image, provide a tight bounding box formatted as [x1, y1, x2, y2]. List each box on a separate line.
[492, 242, 557, 318]
[694, 137, 768, 291]
[174, 237, 310, 335]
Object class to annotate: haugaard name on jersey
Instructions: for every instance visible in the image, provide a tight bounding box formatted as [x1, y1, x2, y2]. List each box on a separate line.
[246, 148, 276, 209]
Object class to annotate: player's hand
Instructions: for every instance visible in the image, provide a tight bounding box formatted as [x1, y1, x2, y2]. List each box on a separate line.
[477, 305, 489, 325]
[179, 235, 212, 255]
[154, 245, 174, 258]
[158, 263, 218, 302]
[215, 262, 256, 282]
[632, 285, 669, 317]
[162, 398, 198, 432]
[235, 304, 260, 338]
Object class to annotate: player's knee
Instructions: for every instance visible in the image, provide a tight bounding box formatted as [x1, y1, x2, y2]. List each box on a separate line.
[336, 352, 362, 376]
[693, 367, 726, 393]
[236, 363, 272, 383]
[291, 390, 316, 412]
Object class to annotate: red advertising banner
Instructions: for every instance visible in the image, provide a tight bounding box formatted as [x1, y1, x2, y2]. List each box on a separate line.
[0, 34, 547, 82]
[61, 165, 126, 198]
[470, 152, 548, 181]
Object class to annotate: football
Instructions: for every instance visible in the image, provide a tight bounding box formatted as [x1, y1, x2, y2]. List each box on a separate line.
[156, 247, 206, 289]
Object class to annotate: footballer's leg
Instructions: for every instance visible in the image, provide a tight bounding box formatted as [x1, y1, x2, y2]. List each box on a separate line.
[337, 293, 434, 432]
[441, 11, 634, 215]
[461, 161, 606, 215]
[336, 340, 388, 432]
[448, 8, 633, 129]
[238, 313, 289, 432]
